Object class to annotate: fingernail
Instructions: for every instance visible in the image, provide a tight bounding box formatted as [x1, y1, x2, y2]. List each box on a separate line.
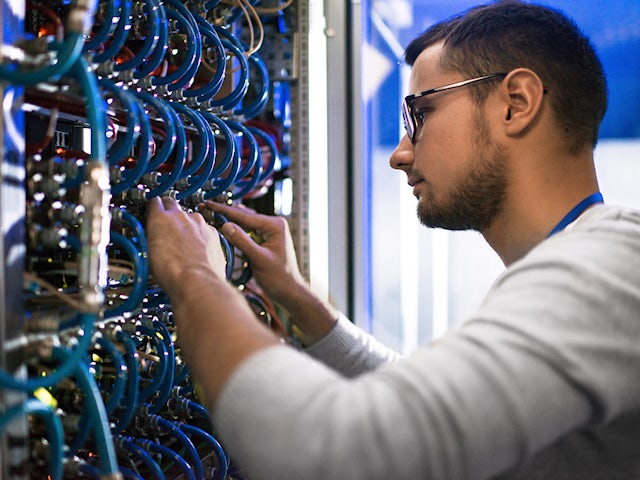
[221, 223, 235, 236]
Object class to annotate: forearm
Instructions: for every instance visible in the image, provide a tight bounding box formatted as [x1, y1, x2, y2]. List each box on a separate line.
[166, 267, 280, 406]
[275, 282, 340, 346]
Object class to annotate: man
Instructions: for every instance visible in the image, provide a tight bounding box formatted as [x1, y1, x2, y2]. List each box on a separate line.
[146, 1, 640, 478]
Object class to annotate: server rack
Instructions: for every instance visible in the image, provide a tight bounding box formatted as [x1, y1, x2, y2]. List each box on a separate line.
[0, 1, 318, 477]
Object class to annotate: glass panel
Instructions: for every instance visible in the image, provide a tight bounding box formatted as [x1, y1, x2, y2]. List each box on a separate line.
[362, 0, 640, 352]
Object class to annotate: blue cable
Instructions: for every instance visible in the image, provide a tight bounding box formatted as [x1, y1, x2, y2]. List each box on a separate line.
[119, 209, 149, 279]
[84, 0, 122, 52]
[151, 7, 200, 90]
[0, 32, 84, 85]
[179, 424, 228, 480]
[135, 91, 178, 173]
[152, 415, 204, 480]
[133, 0, 169, 79]
[200, 111, 236, 178]
[95, 335, 126, 415]
[115, 0, 162, 71]
[148, 320, 175, 413]
[105, 232, 147, 319]
[0, 313, 95, 391]
[234, 51, 270, 119]
[224, 119, 258, 179]
[218, 232, 235, 281]
[186, 399, 211, 420]
[0, 399, 64, 480]
[201, 141, 241, 200]
[184, 15, 226, 101]
[120, 466, 143, 480]
[79, 462, 102, 478]
[169, 103, 212, 179]
[114, 330, 140, 432]
[111, 95, 152, 195]
[247, 125, 278, 183]
[117, 436, 166, 480]
[208, 37, 249, 110]
[136, 439, 196, 480]
[172, 363, 191, 387]
[73, 54, 109, 163]
[99, 78, 141, 166]
[52, 347, 119, 477]
[137, 326, 169, 404]
[143, 100, 187, 199]
[92, 0, 133, 63]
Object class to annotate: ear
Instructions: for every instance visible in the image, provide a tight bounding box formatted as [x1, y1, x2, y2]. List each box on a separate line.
[498, 68, 546, 137]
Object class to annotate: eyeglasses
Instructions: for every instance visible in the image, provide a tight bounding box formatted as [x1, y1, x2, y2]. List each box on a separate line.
[401, 72, 507, 144]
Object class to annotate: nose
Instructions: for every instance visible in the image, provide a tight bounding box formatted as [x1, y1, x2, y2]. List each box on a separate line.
[389, 134, 414, 171]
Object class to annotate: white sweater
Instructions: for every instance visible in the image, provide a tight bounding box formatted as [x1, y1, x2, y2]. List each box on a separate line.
[214, 204, 640, 480]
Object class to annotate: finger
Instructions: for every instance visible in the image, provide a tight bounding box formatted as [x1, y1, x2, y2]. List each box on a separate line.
[204, 201, 268, 230]
[147, 196, 164, 214]
[220, 222, 265, 260]
[204, 201, 256, 215]
[160, 196, 181, 211]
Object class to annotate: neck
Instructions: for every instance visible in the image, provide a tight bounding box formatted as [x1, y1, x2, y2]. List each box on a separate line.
[483, 153, 600, 266]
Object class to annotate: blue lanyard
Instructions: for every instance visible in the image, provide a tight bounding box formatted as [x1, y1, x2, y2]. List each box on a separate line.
[546, 192, 604, 238]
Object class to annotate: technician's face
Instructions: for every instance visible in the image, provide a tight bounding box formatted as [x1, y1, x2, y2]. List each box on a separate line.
[390, 43, 508, 232]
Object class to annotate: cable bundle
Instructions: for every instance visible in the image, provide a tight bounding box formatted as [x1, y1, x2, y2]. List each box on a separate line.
[1, 0, 297, 478]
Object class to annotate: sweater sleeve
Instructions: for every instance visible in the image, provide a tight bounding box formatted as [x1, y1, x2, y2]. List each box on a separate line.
[303, 313, 402, 376]
[212, 207, 640, 480]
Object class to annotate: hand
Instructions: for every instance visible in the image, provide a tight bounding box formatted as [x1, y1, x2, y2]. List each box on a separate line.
[146, 197, 227, 294]
[202, 201, 308, 307]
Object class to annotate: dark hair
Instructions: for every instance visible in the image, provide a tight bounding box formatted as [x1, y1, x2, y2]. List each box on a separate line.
[405, 0, 608, 153]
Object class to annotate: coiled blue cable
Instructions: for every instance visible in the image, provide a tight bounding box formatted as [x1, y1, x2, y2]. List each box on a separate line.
[200, 111, 236, 178]
[99, 78, 141, 166]
[201, 141, 241, 200]
[151, 7, 200, 91]
[95, 335, 126, 415]
[134, 0, 169, 78]
[114, 330, 140, 431]
[0, 313, 94, 391]
[119, 209, 149, 279]
[148, 320, 175, 413]
[0, 33, 84, 85]
[136, 438, 196, 480]
[179, 423, 228, 480]
[143, 99, 187, 199]
[111, 96, 152, 195]
[136, 325, 169, 405]
[170, 103, 211, 179]
[208, 37, 249, 110]
[225, 119, 258, 179]
[105, 232, 147, 319]
[0, 399, 64, 480]
[92, 0, 133, 63]
[135, 91, 178, 173]
[115, 0, 162, 71]
[52, 347, 119, 477]
[151, 415, 204, 480]
[184, 15, 226, 101]
[69, 338, 124, 453]
[247, 125, 278, 184]
[234, 51, 270, 119]
[117, 436, 166, 480]
[84, 0, 122, 52]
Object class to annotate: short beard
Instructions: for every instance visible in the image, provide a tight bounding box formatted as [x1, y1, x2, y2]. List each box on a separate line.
[417, 110, 508, 232]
